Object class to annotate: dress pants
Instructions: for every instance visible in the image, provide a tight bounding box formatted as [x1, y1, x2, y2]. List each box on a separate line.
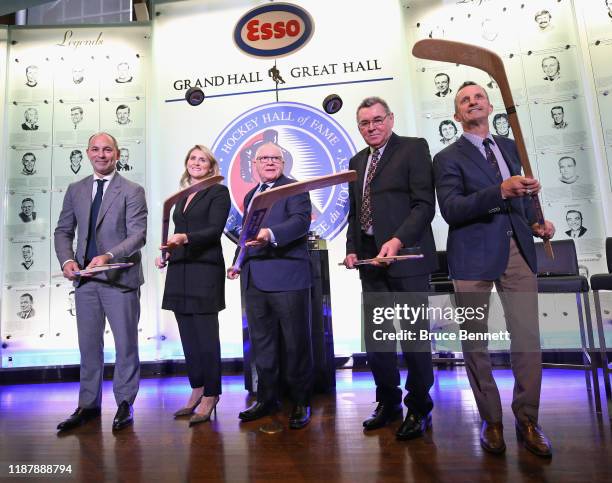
[74, 280, 140, 408]
[245, 285, 313, 405]
[359, 232, 434, 415]
[453, 237, 541, 424]
[174, 312, 222, 396]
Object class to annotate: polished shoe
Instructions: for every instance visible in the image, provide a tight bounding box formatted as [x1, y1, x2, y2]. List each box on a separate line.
[238, 401, 279, 422]
[173, 395, 203, 418]
[362, 403, 403, 431]
[480, 421, 506, 454]
[112, 401, 134, 431]
[289, 405, 311, 429]
[57, 407, 101, 431]
[395, 410, 432, 440]
[516, 420, 552, 458]
[189, 396, 220, 427]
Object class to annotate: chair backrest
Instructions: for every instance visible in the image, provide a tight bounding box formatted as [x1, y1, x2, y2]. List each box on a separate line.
[606, 237, 612, 273]
[535, 239, 579, 276]
[430, 251, 449, 280]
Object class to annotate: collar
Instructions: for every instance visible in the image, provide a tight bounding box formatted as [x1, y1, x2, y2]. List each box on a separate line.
[93, 170, 116, 183]
[463, 131, 495, 149]
[370, 139, 389, 157]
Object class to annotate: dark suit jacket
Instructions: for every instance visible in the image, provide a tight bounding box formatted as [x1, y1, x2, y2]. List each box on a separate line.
[433, 135, 537, 280]
[19, 212, 36, 222]
[236, 174, 312, 292]
[54, 172, 147, 289]
[21, 123, 38, 131]
[162, 183, 231, 313]
[346, 132, 438, 278]
[565, 226, 587, 238]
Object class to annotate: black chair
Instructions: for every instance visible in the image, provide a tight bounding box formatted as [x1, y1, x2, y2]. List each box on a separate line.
[590, 237, 612, 419]
[429, 251, 461, 362]
[535, 239, 601, 412]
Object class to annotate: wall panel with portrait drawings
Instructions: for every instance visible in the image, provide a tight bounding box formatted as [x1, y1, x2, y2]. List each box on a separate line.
[114, 140, 145, 186]
[421, 114, 463, 156]
[544, 201, 606, 274]
[523, 47, 583, 100]
[48, 282, 79, 345]
[518, 0, 577, 51]
[7, 146, 52, 190]
[1, 286, 49, 339]
[53, 99, 100, 145]
[529, 96, 590, 151]
[51, 144, 88, 189]
[1, 25, 150, 362]
[8, 101, 53, 146]
[4, 190, 50, 238]
[3, 238, 50, 285]
[413, 63, 465, 116]
[409, 0, 608, 275]
[100, 98, 146, 142]
[536, 147, 599, 203]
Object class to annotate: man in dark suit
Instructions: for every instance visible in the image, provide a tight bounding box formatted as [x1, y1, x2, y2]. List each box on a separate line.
[227, 142, 313, 429]
[54, 132, 147, 432]
[343, 96, 438, 440]
[434, 81, 555, 457]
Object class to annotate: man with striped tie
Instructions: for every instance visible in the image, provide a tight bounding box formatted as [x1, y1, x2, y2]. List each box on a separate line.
[343, 97, 438, 440]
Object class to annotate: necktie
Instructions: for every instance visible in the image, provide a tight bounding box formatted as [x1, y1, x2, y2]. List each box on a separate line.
[85, 179, 106, 263]
[245, 183, 270, 218]
[360, 149, 381, 232]
[482, 138, 502, 181]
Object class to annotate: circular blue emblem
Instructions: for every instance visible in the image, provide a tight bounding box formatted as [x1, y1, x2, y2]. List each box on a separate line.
[212, 101, 356, 243]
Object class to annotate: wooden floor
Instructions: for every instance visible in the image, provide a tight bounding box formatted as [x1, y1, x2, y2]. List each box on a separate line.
[1, 367, 611, 482]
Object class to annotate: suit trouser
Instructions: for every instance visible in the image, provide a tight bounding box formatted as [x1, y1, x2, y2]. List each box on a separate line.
[174, 312, 222, 396]
[75, 280, 140, 408]
[359, 232, 434, 415]
[245, 285, 313, 405]
[453, 237, 541, 424]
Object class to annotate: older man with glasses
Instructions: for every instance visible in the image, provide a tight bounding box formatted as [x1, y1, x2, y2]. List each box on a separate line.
[343, 96, 438, 441]
[227, 142, 314, 429]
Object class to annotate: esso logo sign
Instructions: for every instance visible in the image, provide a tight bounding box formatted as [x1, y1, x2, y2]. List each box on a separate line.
[234, 3, 314, 58]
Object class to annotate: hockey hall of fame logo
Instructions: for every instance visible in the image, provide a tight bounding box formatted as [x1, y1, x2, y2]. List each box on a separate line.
[212, 102, 357, 243]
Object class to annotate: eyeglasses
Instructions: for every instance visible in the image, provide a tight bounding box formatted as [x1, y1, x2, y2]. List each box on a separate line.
[256, 155, 283, 164]
[357, 113, 390, 129]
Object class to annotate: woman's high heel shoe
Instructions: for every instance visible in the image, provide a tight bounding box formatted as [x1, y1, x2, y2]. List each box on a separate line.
[173, 394, 203, 418]
[189, 396, 220, 427]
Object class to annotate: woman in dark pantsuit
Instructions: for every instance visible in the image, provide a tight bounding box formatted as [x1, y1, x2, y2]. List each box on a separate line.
[156, 145, 230, 426]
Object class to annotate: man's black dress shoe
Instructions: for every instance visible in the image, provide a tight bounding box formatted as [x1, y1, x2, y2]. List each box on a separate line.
[362, 403, 403, 431]
[396, 411, 432, 440]
[57, 407, 101, 431]
[112, 401, 133, 431]
[289, 405, 311, 429]
[238, 401, 279, 422]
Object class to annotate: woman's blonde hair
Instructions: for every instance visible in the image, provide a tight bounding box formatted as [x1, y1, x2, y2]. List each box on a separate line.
[179, 145, 220, 188]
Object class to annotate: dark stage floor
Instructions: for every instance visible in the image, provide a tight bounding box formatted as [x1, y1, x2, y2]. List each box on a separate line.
[1, 367, 611, 482]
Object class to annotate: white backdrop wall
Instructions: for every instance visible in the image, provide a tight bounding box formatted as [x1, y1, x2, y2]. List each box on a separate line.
[150, 0, 414, 359]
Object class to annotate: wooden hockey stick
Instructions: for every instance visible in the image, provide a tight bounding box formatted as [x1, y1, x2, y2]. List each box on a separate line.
[232, 170, 357, 270]
[412, 39, 554, 258]
[161, 175, 224, 257]
[337, 254, 424, 267]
